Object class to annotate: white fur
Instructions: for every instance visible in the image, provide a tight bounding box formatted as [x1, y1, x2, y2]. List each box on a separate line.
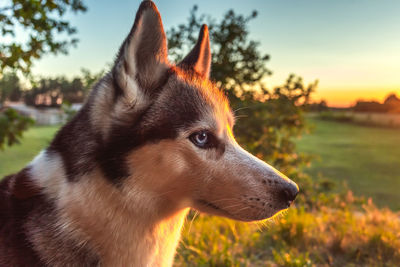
[29, 150, 69, 200]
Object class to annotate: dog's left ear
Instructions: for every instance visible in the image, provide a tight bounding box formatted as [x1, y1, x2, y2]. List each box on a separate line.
[114, 1, 168, 96]
[178, 24, 211, 79]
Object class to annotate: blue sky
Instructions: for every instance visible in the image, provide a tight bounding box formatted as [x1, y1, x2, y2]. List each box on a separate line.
[29, 0, 400, 106]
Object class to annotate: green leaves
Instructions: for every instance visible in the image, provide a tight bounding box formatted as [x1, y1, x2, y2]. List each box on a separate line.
[0, 108, 34, 150]
[0, 0, 87, 73]
[0, 72, 22, 104]
[168, 6, 272, 93]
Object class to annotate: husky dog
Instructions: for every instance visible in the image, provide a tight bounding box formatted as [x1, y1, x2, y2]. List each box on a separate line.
[0, 1, 298, 266]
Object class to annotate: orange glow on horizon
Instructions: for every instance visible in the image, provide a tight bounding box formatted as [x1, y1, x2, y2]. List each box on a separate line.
[312, 88, 400, 108]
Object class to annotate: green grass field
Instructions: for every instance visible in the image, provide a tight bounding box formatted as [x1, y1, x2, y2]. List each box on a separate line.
[1, 118, 400, 210]
[297, 117, 400, 210]
[0, 125, 59, 177]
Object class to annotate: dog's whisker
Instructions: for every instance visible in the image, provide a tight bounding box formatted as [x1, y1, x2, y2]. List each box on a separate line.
[207, 198, 240, 204]
[233, 106, 250, 113]
[218, 203, 244, 210]
[231, 206, 251, 215]
[234, 115, 248, 119]
[187, 210, 199, 235]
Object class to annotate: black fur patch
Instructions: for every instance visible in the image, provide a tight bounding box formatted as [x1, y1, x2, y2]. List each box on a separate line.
[48, 70, 210, 184]
[114, 1, 157, 67]
[96, 72, 205, 184]
[178, 24, 211, 78]
[0, 168, 44, 266]
[48, 103, 99, 181]
[113, 0, 168, 94]
[0, 169, 100, 265]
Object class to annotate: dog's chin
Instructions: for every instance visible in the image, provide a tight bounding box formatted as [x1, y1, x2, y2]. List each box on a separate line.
[193, 199, 288, 222]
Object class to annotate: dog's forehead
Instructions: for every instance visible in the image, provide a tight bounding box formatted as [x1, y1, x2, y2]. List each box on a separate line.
[164, 71, 234, 128]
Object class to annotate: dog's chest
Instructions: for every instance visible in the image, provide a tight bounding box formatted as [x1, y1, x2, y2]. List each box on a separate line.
[99, 210, 188, 267]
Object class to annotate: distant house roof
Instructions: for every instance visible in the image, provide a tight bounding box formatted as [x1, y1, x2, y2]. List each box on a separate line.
[384, 94, 400, 105]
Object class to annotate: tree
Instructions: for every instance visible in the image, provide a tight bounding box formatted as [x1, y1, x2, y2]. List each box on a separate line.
[80, 67, 105, 94]
[0, 0, 87, 149]
[25, 68, 104, 107]
[168, 7, 317, 195]
[0, 72, 22, 105]
[0, 0, 87, 74]
[0, 72, 31, 150]
[0, 108, 34, 150]
[24, 76, 64, 107]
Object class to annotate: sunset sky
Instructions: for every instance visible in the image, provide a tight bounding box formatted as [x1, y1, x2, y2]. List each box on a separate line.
[27, 0, 400, 107]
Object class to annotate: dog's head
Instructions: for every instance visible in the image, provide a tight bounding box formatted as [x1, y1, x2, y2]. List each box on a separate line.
[89, 1, 298, 222]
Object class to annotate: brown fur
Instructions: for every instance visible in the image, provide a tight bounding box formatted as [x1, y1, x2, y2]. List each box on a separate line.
[0, 1, 298, 266]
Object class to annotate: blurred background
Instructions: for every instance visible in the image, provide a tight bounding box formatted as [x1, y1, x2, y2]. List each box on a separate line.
[1, 0, 399, 265]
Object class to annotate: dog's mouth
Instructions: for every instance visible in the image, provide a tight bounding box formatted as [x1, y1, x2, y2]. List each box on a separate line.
[194, 198, 288, 222]
[194, 199, 262, 221]
[194, 199, 236, 218]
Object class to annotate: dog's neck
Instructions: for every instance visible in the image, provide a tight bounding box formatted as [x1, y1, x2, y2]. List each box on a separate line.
[29, 150, 189, 266]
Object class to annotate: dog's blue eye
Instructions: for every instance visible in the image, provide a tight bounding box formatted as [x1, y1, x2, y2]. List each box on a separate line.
[189, 131, 214, 148]
[195, 132, 208, 144]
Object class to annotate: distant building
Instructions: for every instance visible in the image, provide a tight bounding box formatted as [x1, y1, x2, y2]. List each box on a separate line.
[384, 94, 400, 113]
[353, 93, 400, 113]
[353, 101, 387, 113]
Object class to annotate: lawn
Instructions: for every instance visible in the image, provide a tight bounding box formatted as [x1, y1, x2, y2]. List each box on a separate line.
[0, 125, 59, 177]
[296, 117, 400, 210]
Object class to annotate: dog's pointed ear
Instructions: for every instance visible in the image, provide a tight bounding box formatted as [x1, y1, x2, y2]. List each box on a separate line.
[113, 1, 168, 96]
[178, 24, 211, 79]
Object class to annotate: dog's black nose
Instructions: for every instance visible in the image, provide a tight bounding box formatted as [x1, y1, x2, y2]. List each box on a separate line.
[279, 183, 299, 207]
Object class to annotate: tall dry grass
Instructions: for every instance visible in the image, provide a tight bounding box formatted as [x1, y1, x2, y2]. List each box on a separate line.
[175, 192, 400, 266]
